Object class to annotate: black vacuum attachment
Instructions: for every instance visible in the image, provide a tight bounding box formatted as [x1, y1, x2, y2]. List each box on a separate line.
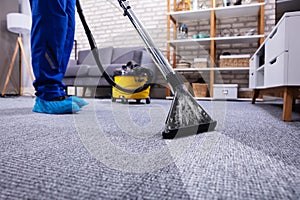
[76, 0, 217, 139]
[162, 86, 217, 139]
[162, 73, 217, 139]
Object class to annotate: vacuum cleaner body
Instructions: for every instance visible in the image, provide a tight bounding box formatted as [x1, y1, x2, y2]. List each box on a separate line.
[76, 0, 217, 139]
[112, 75, 151, 104]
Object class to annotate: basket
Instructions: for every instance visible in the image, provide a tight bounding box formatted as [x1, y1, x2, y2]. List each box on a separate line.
[176, 0, 191, 11]
[176, 62, 191, 68]
[219, 54, 250, 68]
[194, 62, 208, 68]
[192, 83, 208, 97]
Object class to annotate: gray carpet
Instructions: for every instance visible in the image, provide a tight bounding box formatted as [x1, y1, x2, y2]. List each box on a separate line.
[0, 97, 299, 199]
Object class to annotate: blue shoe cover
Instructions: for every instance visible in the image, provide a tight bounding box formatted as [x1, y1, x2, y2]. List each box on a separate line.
[33, 97, 81, 114]
[68, 96, 88, 107]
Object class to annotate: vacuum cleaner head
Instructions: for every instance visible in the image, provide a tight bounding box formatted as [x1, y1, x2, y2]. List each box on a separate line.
[162, 84, 217, 139]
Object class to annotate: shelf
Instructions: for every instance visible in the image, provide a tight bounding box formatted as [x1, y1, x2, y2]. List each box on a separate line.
[174, 67, 249, 71]
[167, 2, 265, 23]
[168, 35, 264, 48]
[214, 35, 265, 44]
[168, 38, 211, 47]
[168, 9, 212, 22]
[214, 3, 265, 18]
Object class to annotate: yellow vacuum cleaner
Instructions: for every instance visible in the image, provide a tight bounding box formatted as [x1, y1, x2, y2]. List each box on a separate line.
[112, 75, 151, 104]
[112, 61, 152, 104]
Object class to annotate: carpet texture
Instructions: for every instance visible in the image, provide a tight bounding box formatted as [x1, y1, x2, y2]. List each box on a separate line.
[0, 97, 299, 199]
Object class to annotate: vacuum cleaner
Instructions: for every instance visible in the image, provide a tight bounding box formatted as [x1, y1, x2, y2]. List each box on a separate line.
[76, 0, 217, 139]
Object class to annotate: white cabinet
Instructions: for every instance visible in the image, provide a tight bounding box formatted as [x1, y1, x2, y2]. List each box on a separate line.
[250, 11, 300, 88]
[265, 12, 300, 87]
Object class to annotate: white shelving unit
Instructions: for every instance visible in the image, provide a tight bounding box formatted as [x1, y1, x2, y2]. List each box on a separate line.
[166, 0, 265, 98]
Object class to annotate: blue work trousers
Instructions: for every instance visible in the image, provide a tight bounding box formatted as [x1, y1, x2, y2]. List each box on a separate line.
[30, 0, 75, 100]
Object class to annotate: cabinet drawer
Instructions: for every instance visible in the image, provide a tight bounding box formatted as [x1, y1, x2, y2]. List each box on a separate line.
[265, 52, 288, 87]
[265, 18, 287, 62]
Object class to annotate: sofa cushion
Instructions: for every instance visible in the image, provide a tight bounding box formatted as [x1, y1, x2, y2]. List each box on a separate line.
[78, 46, 113, 65]
[65, 64, 89, 77]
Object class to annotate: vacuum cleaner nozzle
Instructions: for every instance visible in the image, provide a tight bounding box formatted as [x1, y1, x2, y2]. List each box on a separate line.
[162, 83, 217, 139]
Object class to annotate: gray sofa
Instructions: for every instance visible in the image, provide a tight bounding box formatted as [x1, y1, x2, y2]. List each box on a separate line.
[63, 46, 166, 98]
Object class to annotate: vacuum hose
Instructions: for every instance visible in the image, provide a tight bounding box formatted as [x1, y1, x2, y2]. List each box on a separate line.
[76, 0, 152, 94]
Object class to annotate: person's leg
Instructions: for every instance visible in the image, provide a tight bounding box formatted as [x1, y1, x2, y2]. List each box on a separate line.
[30, 0, 81, 113]
[31, 0, 71, 100]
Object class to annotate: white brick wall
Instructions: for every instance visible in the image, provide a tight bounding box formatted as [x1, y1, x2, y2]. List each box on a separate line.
[75, 0, 167, 51]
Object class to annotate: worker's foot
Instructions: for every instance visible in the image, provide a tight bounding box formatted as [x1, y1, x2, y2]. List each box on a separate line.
[32, 97, 81, 114]
[68, 96, 88, 108]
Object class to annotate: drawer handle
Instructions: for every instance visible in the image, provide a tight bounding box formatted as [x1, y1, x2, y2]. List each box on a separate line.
[270, 58, 277, 65]
[222, 90, 228, 95]
[269, 28, 277, 39]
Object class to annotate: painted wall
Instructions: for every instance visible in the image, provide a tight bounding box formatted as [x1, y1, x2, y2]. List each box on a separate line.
[0, 0, 19, 95]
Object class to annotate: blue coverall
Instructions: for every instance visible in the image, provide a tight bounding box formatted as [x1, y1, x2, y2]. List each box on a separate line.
[30, 0, 76, 100]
